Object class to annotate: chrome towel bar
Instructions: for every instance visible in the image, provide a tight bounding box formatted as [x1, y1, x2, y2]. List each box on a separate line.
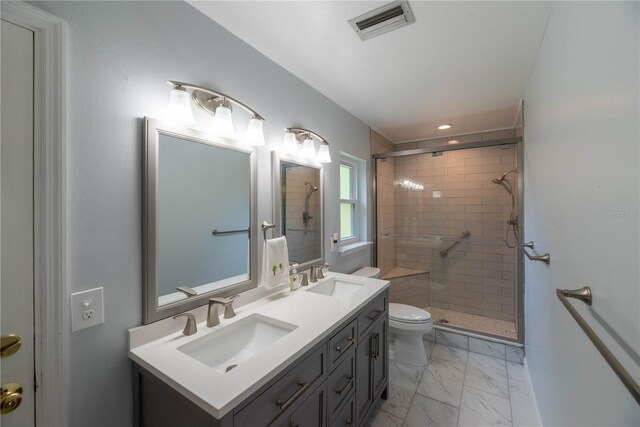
[439, 230, 471, 257]
[261, 221, 276, 241]
[522, 241, 550, 264]
[212, 228, 250, 236]
[557, 286, 640, 405]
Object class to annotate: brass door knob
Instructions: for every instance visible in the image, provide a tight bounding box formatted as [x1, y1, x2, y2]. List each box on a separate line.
[1, 383, 23, 414]
[0, 335, 22, 359]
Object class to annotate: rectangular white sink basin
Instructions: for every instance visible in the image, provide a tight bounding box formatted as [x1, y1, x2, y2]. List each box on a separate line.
[306, 278, 365, 298]
[177, 314, 297, 373]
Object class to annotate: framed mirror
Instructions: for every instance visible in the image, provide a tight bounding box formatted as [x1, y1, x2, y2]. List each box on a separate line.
[272, 152, 324, 272]
[143, 117, 257, 324]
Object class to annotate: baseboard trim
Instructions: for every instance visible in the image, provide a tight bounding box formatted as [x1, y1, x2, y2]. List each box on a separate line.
[523, 357, 544, 426]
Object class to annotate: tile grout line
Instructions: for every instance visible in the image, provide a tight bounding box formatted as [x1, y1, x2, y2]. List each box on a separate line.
[456, 339, 470, 426]
[400, 353, 430, 426]
[506, 364, 515, 426]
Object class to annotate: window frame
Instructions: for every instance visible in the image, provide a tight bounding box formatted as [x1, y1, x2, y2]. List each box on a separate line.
[340, 158, 358, 243]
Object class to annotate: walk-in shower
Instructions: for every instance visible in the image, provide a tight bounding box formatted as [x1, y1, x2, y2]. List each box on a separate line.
[374, 139, 523, 341]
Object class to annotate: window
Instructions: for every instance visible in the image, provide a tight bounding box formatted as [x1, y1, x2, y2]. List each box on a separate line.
[340, 160, 357, 241]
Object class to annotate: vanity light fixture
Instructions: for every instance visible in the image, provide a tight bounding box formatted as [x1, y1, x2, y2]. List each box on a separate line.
[317, 143, 332, 164]
[282, 128, 331, 163]
[211, 101, 235, 138]
[302, 137, 316, 160]
[281, 130, 298, 154]
[166, 81, 266, 145]
[437, 124, 452, 130]
[165, 84, 195, 125]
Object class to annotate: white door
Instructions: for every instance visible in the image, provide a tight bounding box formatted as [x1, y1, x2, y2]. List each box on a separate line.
[0, 19, 36, 426]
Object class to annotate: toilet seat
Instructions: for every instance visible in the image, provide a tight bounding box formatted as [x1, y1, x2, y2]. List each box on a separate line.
[389, 303, 432, 324]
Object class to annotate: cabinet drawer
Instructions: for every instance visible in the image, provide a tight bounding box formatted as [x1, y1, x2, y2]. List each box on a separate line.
[357, 293, 387, 343]
[235, 345, 327, 427]
[328, 319, 356, 372]
[327, 349, 355, 422]
[330, 394, 355, 427]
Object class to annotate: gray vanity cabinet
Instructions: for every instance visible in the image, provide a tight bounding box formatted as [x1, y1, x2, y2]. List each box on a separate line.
[132, 290, 388, 427]
[354, 315, 388, 425]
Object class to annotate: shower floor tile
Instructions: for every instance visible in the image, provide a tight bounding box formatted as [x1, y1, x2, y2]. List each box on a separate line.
[426, 306, 517, 340]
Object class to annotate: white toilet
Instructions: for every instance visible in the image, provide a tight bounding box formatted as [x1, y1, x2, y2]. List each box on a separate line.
[351, 267, 433, 367]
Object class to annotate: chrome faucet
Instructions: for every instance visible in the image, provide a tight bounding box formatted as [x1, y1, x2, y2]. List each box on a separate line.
[310, 264, 329, 283]
[207, 295, 238, 327]
[173, 312, 197, 336]
[300, 272, 309, 287]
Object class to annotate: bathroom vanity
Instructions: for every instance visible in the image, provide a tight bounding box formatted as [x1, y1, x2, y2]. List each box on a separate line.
[129, 273, 389, 427]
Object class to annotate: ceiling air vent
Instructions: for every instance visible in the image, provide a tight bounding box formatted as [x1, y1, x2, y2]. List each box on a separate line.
[348, 1, 415, 41]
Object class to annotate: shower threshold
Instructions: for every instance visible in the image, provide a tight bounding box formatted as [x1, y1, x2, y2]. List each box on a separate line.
[426, 306, 517, 340]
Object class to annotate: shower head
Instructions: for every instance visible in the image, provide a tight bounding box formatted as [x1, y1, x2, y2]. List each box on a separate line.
[493, 169, 518, 184]
[305, 182, 318, 192]
[491, 169, 518, 195]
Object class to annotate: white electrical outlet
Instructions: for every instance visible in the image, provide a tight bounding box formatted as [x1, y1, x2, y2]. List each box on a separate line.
[71, 287, 104, 332]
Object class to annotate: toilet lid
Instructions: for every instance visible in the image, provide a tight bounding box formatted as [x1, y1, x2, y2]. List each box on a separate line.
[389, 303, 432, 324]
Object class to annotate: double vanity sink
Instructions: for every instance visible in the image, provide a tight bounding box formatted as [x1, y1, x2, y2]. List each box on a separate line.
[129, 273, 390, 427]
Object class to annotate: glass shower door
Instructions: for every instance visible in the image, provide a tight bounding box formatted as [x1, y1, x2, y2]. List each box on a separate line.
[375, 142, 520, 340]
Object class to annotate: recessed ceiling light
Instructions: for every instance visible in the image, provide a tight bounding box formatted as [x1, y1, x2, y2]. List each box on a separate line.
[448, 140, 459, 145]
[437, 124, 452, 130]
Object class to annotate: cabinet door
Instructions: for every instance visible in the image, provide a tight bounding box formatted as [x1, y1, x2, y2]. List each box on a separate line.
[355, 333, 373, 423]
[290, 383, 326, 427]
[371, 318, 388, 397]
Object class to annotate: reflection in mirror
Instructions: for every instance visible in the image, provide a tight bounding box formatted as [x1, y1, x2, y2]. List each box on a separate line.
[157, 133, 250, 305]
[276, 158, 322, 268]
[144, 118, 256, 324]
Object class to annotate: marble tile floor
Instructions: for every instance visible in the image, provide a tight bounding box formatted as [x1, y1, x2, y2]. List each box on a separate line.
[426, 307, 518, 340]
[368, 341, 539, 427]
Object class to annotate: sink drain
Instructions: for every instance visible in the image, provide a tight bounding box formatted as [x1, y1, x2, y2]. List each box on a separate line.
[225, 364, 238, 372]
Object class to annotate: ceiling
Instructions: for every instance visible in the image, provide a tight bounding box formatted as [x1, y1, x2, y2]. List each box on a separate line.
[189, 1, 551, 143]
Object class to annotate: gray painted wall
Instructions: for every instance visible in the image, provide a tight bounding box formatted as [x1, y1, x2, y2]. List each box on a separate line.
[523, 2, 639, 425]
[29, 1, 371, 425]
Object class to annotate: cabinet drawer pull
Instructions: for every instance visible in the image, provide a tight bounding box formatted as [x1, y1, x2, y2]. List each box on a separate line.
[276, 381, 308, 410]
[335, 376, 354, 397]
[368, 309, 382, 320]
[335, 337, 354, 353]
[372, 333, 380, 359]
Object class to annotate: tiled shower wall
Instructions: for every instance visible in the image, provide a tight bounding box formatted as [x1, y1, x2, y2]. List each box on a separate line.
[393, 144, 518, 321]
[282, 165, 321, 264]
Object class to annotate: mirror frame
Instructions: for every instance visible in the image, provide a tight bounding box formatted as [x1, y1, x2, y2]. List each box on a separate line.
[143, 117, 258, 324]
[271, 151, 324, 272]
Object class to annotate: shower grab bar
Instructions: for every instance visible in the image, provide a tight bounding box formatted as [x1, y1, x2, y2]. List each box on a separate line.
[557, 287, 640, 405]
[212, 228, 250, 236]
[439, 230, 471, 257]
[522, 241, 550, 264]
[261, 221, 276, 241]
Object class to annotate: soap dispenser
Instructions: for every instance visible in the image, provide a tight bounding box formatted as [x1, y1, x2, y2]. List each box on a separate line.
[289, 264, 300, 291]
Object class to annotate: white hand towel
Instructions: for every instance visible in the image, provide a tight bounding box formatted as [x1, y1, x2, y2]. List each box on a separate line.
[261, 236, 290, 290]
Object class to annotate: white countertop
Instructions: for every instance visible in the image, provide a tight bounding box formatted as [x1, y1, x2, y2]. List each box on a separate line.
[128, 272, 389, 419]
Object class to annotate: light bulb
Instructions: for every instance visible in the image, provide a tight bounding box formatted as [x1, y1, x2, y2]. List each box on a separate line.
[165, 86, 195, 125]
[244, 117, 265, 146]
[211, 105, 235, 138]
[281, 131, 298, 154]
[317, 143, 331, 163]
[302, 137, 316, 160]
